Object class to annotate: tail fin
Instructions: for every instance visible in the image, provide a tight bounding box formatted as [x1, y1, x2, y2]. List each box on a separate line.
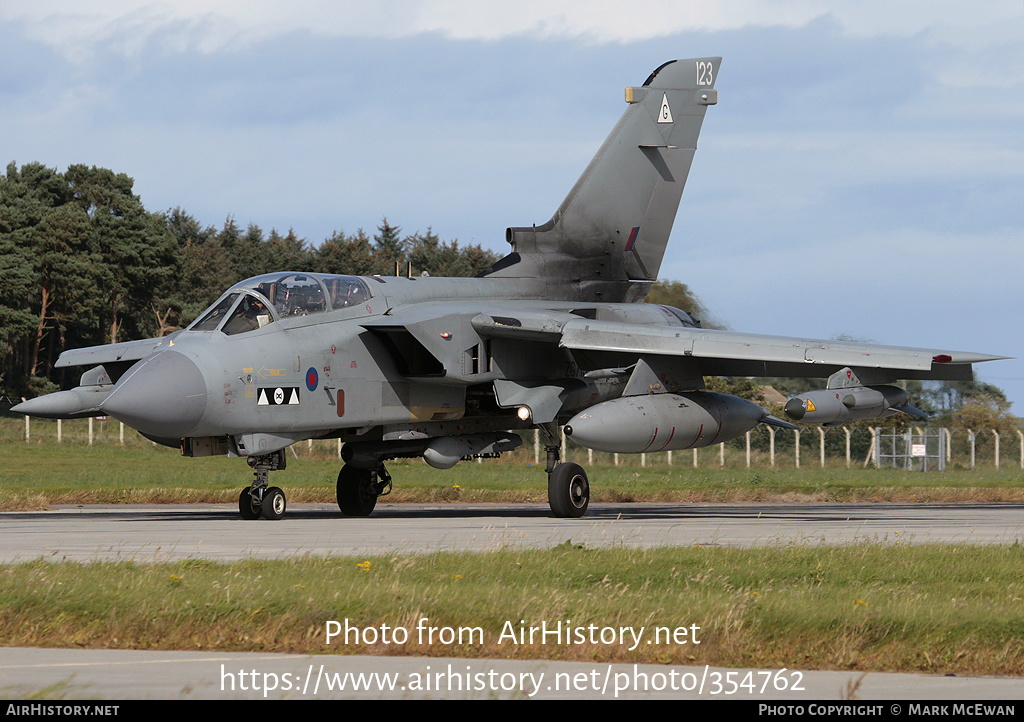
[484, 58, 720, 302]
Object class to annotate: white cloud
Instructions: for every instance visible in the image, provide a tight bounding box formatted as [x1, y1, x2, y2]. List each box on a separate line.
[4, 2, 1021, 405]
[6, 0, 1022, 56]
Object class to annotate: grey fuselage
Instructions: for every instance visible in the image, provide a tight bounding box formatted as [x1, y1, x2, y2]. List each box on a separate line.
[124, 273, 694, 456]
[14, 56, 1001, 470]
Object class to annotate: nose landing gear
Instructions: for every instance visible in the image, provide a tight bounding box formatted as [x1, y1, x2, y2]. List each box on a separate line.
[238, 451, 288, 520]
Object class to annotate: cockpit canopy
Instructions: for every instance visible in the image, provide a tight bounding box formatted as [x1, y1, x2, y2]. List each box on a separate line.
[188, 272, 371, 336]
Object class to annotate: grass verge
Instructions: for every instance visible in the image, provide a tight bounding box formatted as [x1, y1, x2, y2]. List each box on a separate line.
[1, 544, 1022, 676]
[2, 441, 1024, 511]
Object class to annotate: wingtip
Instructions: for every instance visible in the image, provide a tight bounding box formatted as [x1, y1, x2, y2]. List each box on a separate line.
[934, 352, 1013, 365]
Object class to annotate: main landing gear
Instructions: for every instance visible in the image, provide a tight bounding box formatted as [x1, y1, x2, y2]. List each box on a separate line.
[238, 451, 287, 521]
[336, 463, 392, 516]
[233, 430, 591, 520]
[548, 462, 590, 518]
[540, 422, 590, 518]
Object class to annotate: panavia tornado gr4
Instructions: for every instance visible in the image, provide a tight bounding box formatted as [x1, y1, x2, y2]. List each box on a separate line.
[13, 58, 1005, 520]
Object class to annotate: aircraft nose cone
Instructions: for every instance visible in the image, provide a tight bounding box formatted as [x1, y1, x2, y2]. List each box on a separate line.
[102, 350, 207, 438]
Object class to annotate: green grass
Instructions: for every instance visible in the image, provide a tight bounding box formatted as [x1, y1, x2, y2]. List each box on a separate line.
[1, 544, 1021, 675]
[2, 427, 1024, 510]
[3, 419, 1022, 677]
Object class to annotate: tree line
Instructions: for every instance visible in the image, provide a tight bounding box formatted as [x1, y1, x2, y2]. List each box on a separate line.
[2, 160, 1013, 434]
[0, 162, 499, 397]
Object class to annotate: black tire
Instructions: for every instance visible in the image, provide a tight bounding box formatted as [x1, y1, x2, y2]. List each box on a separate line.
[239, 488, 261, 520]
[262, 486, 287, 521]
[548, 462, 590, 518]
[337, 465, 378, 516]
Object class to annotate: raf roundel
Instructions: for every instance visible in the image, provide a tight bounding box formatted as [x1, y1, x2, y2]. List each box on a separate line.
[305, 367, 319, 392]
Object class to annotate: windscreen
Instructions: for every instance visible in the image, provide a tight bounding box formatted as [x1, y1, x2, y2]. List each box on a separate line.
[190, 293, 240, 331]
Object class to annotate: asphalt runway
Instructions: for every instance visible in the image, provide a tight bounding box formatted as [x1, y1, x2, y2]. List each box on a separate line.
[1, 501, 1022, 563]
[2, 501, 1022, 700]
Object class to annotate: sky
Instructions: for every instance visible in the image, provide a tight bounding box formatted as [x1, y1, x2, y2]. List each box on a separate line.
[3, 1, 1023, 409]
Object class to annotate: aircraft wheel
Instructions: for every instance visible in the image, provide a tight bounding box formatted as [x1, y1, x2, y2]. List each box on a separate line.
[239, 488, 261, 520]
[548, 462, 589, 518]
[337, 465, 378, 516]
[262, 487, 287, 521]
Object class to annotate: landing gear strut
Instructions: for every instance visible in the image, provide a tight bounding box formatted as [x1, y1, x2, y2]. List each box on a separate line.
[540, 422, 590, 518]
[238, 451, 287, 520]
[337, 462, 392, 516]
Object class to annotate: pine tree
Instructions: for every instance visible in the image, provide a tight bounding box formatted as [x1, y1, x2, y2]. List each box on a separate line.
[372, 218, 405, 275]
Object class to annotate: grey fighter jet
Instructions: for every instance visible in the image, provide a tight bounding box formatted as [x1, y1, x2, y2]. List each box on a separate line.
[13, 58, 1005, 520]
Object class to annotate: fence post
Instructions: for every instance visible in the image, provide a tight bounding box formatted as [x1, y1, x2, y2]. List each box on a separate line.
[769, 426, 776, 467]
[794, 428, 800, 468]
[969, 430, 976, 470]
[844, 427, 851, 468]
[745, 431, 751, 468]
[818, 427, 826, 468]
[992, 430, 1000, 470]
